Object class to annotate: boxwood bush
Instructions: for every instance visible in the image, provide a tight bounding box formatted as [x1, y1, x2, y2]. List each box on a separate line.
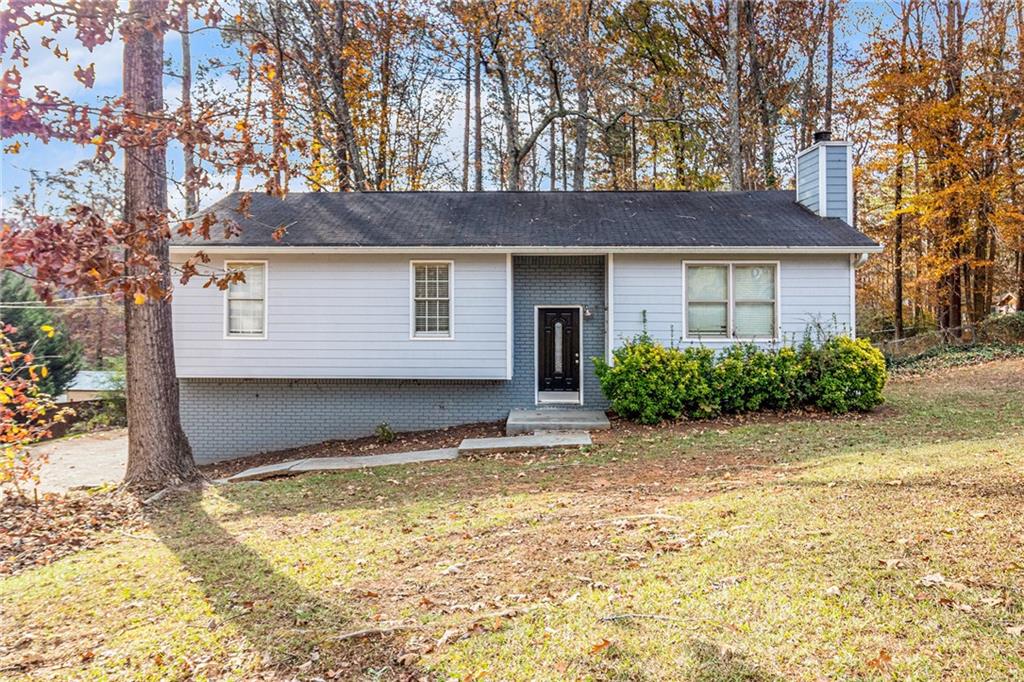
[594, 335, 885, 423]
[807, 336, 888, 413]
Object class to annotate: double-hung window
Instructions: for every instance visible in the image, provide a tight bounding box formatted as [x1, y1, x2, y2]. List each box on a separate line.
[685, 262, 777, 339]
[225, 261, 267, 338]
[412, 261, 452, 338]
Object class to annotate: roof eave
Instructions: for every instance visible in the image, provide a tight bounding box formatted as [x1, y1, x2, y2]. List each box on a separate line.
[169, 244, 884, 255]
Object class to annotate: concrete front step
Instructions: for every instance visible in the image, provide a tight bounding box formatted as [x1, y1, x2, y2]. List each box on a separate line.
[458, 431, 592, 455]
[505, 408, 610, 435]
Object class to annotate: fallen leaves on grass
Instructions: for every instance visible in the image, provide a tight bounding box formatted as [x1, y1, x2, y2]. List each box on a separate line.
[710, 575, 745, 591]
[589, 638, 612, 655]
[867, 648, 892, 670]
[879, 558, 909, 569]
[0, 490, 143, 575]
[918, 573, 966, 590]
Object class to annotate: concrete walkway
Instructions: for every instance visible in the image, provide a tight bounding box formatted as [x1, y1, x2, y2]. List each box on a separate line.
[458, 431, 591, 454]
[224, 447, 461, 483]
[224, 429, 595, 483]
[30, 428, 128, 494]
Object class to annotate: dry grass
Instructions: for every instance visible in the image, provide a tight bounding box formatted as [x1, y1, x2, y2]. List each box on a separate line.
[2, 360, 1023, 680]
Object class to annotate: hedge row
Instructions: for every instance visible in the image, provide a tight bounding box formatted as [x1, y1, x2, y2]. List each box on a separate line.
[593, 335, 887, 424]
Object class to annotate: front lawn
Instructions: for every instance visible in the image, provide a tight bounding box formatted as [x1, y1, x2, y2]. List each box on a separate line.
[3, 360, 1023, 680]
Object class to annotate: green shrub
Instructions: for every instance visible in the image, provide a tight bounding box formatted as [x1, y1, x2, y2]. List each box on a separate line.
[595, 334, 886, 424]
[809, 337, 887, 413]
[375, 421, 396, 443]
[712, 344, 811, 414]
[977, 312, 1024, 345]
[594, 339, 716, 424]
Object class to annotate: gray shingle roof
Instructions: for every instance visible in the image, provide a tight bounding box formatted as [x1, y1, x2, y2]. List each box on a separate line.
[172, 190, 879, 250]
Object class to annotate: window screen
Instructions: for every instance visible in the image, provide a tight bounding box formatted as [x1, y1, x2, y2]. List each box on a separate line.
[733, 265, 776, 338]
[685, 263, 778, 339]
[686, 265, 729, 337]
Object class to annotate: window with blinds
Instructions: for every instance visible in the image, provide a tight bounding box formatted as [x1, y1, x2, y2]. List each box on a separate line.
[412, 262, 452, 337]
[225, 261, 266, 337]
[684, 263, 777, 339]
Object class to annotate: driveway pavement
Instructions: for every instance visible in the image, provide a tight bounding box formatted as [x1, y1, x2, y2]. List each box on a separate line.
[30, 428, 128, 494]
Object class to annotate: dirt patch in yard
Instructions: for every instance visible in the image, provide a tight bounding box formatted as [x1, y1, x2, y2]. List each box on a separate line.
[199, 420, 506, 479]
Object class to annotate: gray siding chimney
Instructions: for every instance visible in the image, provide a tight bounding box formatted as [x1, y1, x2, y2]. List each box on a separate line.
[796, 131, 853, 226]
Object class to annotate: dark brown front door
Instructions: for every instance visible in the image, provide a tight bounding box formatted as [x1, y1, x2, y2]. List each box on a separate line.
[538, 308, 579, 392]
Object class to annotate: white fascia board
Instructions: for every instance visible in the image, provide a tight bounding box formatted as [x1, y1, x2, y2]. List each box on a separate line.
[170, 244, 884, 255]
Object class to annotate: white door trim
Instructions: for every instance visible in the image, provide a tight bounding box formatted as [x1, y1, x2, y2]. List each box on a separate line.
[534, 304, 584, 406]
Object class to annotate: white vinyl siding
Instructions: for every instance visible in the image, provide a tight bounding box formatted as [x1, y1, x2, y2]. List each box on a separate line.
[683, 262, 778, 341]
[613, 254, 852, 350]
[796, 149, 820, 213]
[412, 261, 452, 337]
[225, 261, 266, 338]
[825, 144, 850, 221]
[173, 253, 507, 379]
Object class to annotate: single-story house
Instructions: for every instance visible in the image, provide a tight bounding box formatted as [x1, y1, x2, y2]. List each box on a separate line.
[170, 135, 880, 463]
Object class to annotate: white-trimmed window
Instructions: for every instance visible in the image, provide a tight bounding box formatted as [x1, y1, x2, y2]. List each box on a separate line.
[684, 262, 777, 339]
[225, 261, 267, 338]
[411, 261, 452, 338]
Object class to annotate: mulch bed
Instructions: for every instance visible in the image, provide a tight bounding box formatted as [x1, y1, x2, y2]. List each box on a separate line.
[0, 490, 145, 577]
[198, 420, 506, 479]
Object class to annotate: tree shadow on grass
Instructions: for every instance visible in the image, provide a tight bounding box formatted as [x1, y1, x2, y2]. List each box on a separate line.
[682, 638, 786, 681]
[147, 489, 406, 679]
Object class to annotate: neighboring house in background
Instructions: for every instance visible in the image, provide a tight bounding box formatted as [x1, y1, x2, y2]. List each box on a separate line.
[170, 134, 880, 463]
[994, 292, 1018, 315]
[59, 370, 117, 402]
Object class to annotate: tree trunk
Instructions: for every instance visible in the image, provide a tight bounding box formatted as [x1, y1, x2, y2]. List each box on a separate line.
[462, 35, 471, 192]
[549, 89, 557, 190]
[332, 1, 367, 190]
[630, 116, 638, 190]
[375, 14, 393, 191]
[727, 0, 742, 190]
[652, 132, 659, 188]
[824, 0, 834, 131]
[571, 88, 589, 191]
[799, 35, 816, 150]
[122, 0, 198, 489]
[560, 123, 568, 190]
[893, 2, 908, 339]
[1017, 244, 1024, 312]
[973, 209, 992, 323]
[894, 153, 904, 339]
[674, 123, 686, 187]
[234, 57, 254, 193]
[745, 1, 776, 188]
[488, 41, 524, 190]
[473, 39, 483, 191]
[179, 0, 197, 215]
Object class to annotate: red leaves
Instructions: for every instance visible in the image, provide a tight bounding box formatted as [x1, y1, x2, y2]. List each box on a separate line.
[74, 63, 96, 88]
